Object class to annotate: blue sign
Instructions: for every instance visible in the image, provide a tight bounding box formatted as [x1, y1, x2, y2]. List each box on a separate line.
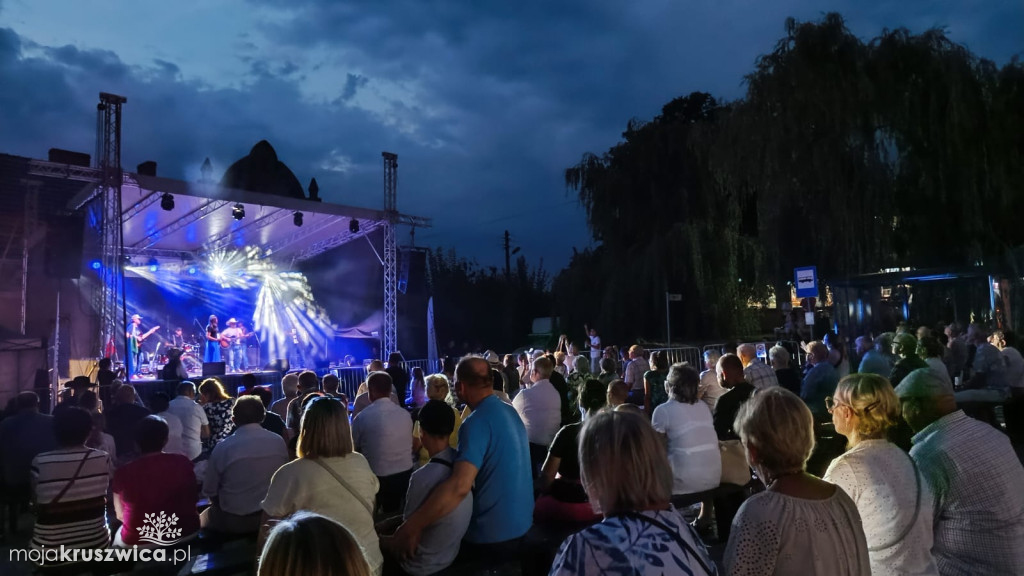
[794, 266, 818, 298]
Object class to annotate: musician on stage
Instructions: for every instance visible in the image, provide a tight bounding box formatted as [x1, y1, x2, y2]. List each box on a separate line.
[170, 327, 188, 349]
[234, 320, 250, 371]
[127, 314, 159, 380]
[205, 315, 222, 363]
[221, 318, 245, 372]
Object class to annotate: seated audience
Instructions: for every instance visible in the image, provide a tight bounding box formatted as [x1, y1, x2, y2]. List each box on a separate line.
[286, 370, 321, 431]
[713, 354, 755, 440]
[259, 511, 372, 576]
[323, 373, 349, 404]
[894, 368, 1024, 574]
[199, 378, 236, 449]
[824, 330, 850, 378]
[353, 361, 399, 418]
[890, 333, 928, 387]
[801, 342, 839, 421]
[165, 380, 209, 461]
[31, 407, 111, 555]
[917, 335, 953, 389]
[698, 349, 727, 411]
[268, 372, 299, 424]
[549, 409, 717, 575]
[203, 397, 289, 534]
[413, 374, 461, 466]
[957, 323, 1010, 402]
[150, 392, 185, 456]
[605, 379, 629, 409]
[85, 411, 117, 457]
[112, 415, 200, 547]
[105, 384, 151, 461]
[246, 386, 286, 437]
[352, 371, 414, 516]
[739, 343, 779, 390]
[535, 379, 606, 525]
[725, 387, 870, 576]
[381, 400, 472, 575]
[513, 356, 563, 477]
[990, 329, 1024, 392]
[769, 345, 802, 395]
[0, 391, 56, 527]
[262, 396, 382, 575]
[859, 333, 895, 377]
[643, 351, 670, 416]
[824, 374, 938, 576]
[651, 364, 721, 500]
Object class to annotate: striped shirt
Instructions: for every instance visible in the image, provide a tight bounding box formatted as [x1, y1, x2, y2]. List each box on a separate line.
[31, 447, 111, 551]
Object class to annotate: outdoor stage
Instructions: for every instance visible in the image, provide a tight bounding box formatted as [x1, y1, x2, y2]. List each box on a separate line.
[126, 370, 285, 406]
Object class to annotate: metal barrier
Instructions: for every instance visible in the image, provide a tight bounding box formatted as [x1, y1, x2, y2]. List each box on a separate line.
[328, 359, 442, 400]
[646, 347, 704, 368]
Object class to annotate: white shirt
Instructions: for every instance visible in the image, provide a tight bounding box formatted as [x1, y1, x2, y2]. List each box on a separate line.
[166, 396, 209, 460]
[698, 369, 727, 411]
[204, 423, 289, 516]
[156, 410, 186, 457]
[650, 399, 721, 495]
[352, 398, 413, 477]
[589, 336, 601, 359]
[743, 360, 779, 390]
[1002, 346, 1024, 388]
[824, 440, 938, 576]
[511, 379, 561, 446]
[624, 357, 649, 391]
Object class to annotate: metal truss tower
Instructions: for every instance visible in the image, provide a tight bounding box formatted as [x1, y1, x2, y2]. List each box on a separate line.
[382, 152, 398, 359]
[96, 93, 127, 361]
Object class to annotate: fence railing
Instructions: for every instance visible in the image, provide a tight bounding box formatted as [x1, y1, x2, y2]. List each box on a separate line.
[328, 359, 442, 400]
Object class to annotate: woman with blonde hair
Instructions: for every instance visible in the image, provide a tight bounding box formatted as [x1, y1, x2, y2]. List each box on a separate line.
[824, 374, 938, 576]
[259, 511, 371, 576]
[261, 397, 382, 575]
[549, 410, 716, 575]
[198, 378, 235, 449]
[725, 387, 870, 576]
[412, 374, 461, 466]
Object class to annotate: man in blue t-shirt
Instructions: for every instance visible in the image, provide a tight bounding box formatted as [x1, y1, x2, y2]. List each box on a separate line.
[392, 356, 533, 563]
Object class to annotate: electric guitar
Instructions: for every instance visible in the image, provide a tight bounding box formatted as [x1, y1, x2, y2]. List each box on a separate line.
[128, 326, 160, 356]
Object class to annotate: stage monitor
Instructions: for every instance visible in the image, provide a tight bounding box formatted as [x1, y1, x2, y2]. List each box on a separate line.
[202, 362, 226, 377]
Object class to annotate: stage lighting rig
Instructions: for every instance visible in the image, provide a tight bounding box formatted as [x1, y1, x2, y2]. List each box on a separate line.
[232, 203, 245, 220]
[160, 193, 174, 211]
[349, 218, 359, 233]
[147, 258, 159, 272]
[293, 212, 303, 227]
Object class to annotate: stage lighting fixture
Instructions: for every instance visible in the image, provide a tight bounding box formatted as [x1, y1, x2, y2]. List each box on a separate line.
[147, 258, 159, 272]
[293, 212, 303, 227]
[90, 260, 102, 270]
[187, 266, 198, 275]
[160, 193, 174, 211]
[349, 218, 359, 233]
[232, 203, 245, 220]
[212, 266, 226, 279]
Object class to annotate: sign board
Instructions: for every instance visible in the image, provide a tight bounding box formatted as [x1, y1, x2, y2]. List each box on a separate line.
[805, 312, 816, 325]
[794, 266, 818, 298]
[666, 293, 683, 302]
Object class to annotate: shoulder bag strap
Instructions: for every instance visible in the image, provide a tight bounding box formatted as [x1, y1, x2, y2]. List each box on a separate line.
[867, 452, 921, 552]
[618, 511, 717, 575]
[312, 458, 375, 517]
[50, 450, 92, 505]
[428, 457, 454, 469]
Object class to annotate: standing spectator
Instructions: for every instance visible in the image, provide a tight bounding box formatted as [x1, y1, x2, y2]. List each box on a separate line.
[150, 392, 186, 457]
[392, 357, 532, 565]
[553, 351, 569, 378]
[725, 388, 870, 576]
[698, 349, 727, 411]
[890, 333, 928, 388]
[517, 352, 533, 388]
[606, 379, 630, 410]
[261, 397, 382, 575]
[895, 368, 1024, 574]
[199, 378, 236, 450]
[386, 352, 411, 409]
[769, 345, 802, 395]
[112, 416, 200, 547]
[407, 367, 427, 408]
[502, 354, 521, 400]
[565, 356, 592, 422]
[352, 372, 414, 516]
[259, 512, 372, 576]
[623, 345, 649, 406]
[801, 342, 840, 421]
[286, 370, 321, 431]
[104, 384, 151, 461]
[413, 374, 461, 467]
[322, 373, 349, 403]
[824, 374, 938, 576]
[643, 350, 670, 416]
[713, 354, 755, 440]
[651, 364, 721, 500]
[549, 410, 717, 576]
[0, 392, 56, 533]
[512, 356, 562, 478]
[203, 397, 289, 534]
[31, 407, 111, 554]
[584, 325, 601, 368]
[824, 331, 851, 378]
[859, 334, 895, 377]
[596, 357, 617, 386]
[269, 372, 299, 424]
[381, 400, 473, 575]
[739, 343, 779, 390]
[165, 381, 210, 461]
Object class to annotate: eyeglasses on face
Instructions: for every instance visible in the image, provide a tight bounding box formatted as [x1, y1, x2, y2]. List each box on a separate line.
[824, 396, 846, 413]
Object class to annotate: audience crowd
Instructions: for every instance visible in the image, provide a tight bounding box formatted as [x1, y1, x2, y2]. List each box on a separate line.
[1, 320, 1023, 576]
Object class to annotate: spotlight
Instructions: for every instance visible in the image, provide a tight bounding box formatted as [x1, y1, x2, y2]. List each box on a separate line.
[349, 219, 359, 233]
[89, 260, 102, 270]
[232, 203, 245, 220]
[160, 193, 174, 211]
[212, 266, 226, 279]
[187, 266, 198, 275]
[147, 258, 159, 272]
[293, 212, 303, 227]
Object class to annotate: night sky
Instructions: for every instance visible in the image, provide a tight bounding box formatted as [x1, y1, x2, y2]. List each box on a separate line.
[1, 0, 1020, 271]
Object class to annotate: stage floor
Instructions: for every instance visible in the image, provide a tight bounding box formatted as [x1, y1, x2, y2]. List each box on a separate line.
[125, 370, 285, 405]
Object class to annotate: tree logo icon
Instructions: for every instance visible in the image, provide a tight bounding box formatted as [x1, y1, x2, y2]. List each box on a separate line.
[137, 511, 184, 546]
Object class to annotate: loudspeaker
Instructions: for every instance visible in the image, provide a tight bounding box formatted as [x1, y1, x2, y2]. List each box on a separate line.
[263, 359, 289, 373]
[45, 215, 85, 278]
[202, 362, 226, 377]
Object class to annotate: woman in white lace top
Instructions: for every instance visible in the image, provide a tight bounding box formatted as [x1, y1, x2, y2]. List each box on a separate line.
[823, 374, 938, 576]
[724, 387, 870, 576]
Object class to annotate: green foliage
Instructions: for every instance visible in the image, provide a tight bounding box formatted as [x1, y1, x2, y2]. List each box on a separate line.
[558, 13, 1024, 343]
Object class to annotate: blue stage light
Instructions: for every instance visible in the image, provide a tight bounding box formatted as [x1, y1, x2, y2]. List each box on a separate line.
[90, 260, 102, 270]
[147, 258, 159, 273]
[187, 266, 198, 275]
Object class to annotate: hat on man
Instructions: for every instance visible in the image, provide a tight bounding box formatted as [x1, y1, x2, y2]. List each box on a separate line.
[893, 367, 955, 398]
[66, 375, 92, 390]
[131, 314, 142, 321]
[227, 318, 237, 325]
[483, 350, 501, 366]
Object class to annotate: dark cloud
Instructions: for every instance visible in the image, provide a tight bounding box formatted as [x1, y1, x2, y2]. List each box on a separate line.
[340, 73, 368, 102]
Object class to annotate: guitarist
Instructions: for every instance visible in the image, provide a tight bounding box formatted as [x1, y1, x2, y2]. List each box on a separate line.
[221, 318, 245, 372]
[127, 314, 159, 380]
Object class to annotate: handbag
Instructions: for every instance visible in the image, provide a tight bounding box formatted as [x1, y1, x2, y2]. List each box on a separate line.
[719, 439, 752, 486]
[313, 458, 376, 517]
